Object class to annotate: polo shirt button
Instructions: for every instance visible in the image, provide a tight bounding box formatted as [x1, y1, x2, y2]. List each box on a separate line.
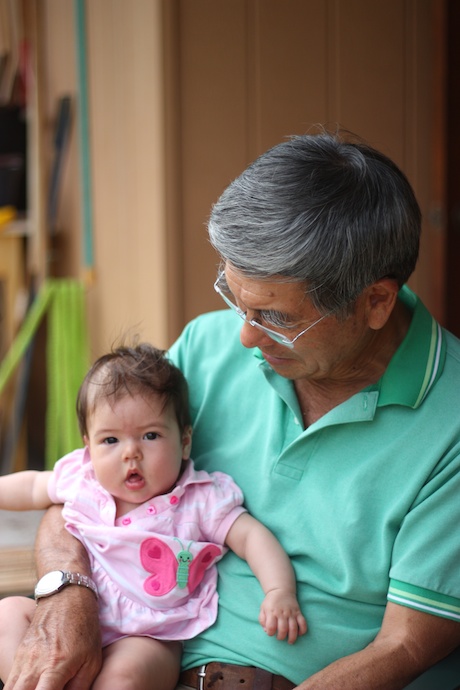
[294, 416, 300, 425]
[170, 496, 179, 505]
[147, 505, 156, 515]
[122, 517, 132, 525]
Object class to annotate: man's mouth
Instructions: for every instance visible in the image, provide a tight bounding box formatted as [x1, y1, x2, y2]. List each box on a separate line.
[261, 351, 291, 365]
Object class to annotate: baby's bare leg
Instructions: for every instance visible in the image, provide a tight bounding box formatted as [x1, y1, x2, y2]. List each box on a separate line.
[92, 636, 182, 690]
[0, 596, 35, 681]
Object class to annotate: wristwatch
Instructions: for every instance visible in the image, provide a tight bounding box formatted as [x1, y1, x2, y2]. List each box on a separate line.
[34, 570, 98, 601]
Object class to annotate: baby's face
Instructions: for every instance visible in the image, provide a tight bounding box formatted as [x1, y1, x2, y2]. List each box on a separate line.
[85, 393, 192, 518]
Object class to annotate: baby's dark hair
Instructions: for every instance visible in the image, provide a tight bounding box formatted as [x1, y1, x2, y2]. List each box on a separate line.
[76, 343, 191, 438]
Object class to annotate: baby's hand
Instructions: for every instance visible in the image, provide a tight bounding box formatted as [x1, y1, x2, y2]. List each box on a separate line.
[259, 589, 307, 644]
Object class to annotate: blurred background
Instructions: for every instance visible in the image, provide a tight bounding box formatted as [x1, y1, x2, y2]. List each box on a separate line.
[0, 0, 458, 591]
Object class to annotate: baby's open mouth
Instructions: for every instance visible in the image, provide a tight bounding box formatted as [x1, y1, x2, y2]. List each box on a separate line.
[126, 470, 144, 486]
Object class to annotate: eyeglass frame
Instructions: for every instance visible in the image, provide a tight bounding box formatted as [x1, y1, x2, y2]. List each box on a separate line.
[213, 273, 331, 349]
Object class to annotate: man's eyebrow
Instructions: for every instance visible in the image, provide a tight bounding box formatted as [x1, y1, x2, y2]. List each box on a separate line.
[219, 274, 300, 323]
[259, 308, 302, 326]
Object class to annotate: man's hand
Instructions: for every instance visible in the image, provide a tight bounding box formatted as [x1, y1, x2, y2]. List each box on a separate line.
[4, 587, 101, 690]
[4, 505, 102, 690]
[259, 589, 307, 645]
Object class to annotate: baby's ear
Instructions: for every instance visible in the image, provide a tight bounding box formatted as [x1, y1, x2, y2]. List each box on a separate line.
[83, 435, 89, 446]
[182, 425, 193, 460]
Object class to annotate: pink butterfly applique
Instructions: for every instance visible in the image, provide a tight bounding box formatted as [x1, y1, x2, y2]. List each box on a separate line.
[140, 537, 221, 596]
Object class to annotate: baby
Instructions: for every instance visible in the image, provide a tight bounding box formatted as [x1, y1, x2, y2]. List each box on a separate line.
[0, 343, 306, 690]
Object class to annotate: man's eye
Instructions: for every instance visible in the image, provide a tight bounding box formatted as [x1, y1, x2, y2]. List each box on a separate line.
[103, 437, 118, 445]
[144, 432, 159, 440]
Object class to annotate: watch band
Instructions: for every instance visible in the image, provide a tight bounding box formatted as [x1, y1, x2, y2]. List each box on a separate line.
[65, 572, 98, 597]
[34, 570, 98, 601]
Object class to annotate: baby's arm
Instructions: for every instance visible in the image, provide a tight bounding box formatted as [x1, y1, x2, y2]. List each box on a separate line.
[0, 470, 53, 511]
[225, 512, 307, 644]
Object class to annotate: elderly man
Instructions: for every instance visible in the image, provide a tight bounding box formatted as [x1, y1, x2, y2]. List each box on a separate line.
[4, 132, 460, 690]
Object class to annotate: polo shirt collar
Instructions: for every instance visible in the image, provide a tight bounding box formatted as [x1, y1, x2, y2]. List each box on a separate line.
[374, 286, 445, 409]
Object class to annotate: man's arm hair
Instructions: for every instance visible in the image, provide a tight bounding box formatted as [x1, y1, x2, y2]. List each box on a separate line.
[34, 504, 92, 575]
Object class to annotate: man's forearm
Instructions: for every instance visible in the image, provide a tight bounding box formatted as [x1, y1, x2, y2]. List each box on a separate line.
[35, 504, 91, 576]
[296, 638, 419, 690]
[3, 505, 102, 690]
[296, 602, 460, 690]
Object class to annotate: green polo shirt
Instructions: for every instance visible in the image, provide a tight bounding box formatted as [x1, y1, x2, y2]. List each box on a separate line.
[169, 286, 460, 685]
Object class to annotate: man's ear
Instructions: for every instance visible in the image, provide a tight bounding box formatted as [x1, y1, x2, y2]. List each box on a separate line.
[365, 279, 400, 330]
[181, 425, 193, 460]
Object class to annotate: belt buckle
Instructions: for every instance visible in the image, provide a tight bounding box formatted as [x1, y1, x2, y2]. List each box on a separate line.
[197, 664, 207, 690]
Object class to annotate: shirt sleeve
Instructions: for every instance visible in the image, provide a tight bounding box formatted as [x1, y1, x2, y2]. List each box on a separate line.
[198, 470, 247, 546]
[47, 448, 88, 504]
[388, 445, 460, 621]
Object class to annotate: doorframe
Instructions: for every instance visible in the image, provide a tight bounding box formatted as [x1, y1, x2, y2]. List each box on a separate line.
[446, 0, 460, 336]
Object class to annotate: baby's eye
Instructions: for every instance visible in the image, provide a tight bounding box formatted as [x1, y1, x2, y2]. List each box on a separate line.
[103, 437, 118, 445]
[144, 432, 159, 441]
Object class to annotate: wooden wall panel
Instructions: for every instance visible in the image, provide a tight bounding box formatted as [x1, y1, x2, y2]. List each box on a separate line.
[254, 1, 329, 149]
[85, 0, 168, 354]
[177, 0, 250, 324]
[329, 0, 407, 159]
[406, 0, 444, 319]
[41, 0, 80, 279]
[175, 0, 441, 331]
[39, 0, 170, 355]
[35, 0, 442, 354]
[324, 0, 439, 312]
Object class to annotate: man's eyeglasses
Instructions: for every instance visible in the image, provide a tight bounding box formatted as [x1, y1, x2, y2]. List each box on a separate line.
[213, 273, 330, 349]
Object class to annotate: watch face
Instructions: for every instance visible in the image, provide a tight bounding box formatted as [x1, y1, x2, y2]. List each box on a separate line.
[35, 570, 67, 597]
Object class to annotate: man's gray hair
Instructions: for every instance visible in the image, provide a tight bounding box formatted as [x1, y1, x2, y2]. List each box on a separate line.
[208, 132, 421, 316]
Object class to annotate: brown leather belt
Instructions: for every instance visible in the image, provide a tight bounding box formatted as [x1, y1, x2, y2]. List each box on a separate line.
[179, 663, 295, 690]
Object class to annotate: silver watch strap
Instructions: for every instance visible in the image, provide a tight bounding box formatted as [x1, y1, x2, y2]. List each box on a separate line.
[65, 571, 98, 598]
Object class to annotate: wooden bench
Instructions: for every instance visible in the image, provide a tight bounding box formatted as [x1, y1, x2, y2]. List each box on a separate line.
[0, 510, 43, 597]
[0, 546, 35, 597]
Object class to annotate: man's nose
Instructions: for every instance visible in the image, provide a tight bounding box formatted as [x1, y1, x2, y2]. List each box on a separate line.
[239, 320, 272, 350]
